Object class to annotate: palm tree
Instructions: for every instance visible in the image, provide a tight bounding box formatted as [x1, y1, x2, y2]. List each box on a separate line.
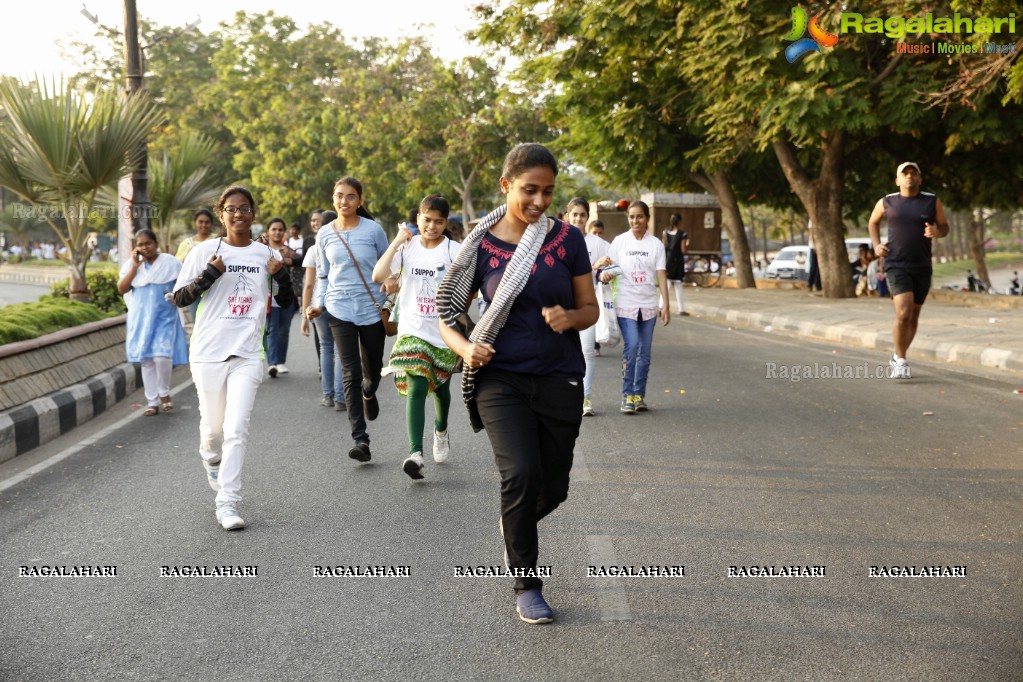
[148, 132, 222, 253]
[96, 131, 222, 253]
[0, 77, 162, 300]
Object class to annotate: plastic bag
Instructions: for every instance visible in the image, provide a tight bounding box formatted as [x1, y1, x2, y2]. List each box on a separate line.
[595, 283, 620, 347]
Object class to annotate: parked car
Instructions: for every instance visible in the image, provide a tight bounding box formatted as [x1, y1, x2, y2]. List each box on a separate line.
[766, 245, 811, 280]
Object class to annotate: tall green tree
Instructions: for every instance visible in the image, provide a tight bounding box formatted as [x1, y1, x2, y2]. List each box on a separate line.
[472, 0, 796, 287]
[926, 0, 1023, 108]
[0, 78, 162, 299]
[98, 131, 222, 251]
[437, 57, 552, 221]
[673, 1, 986, 297]
[149, 132, 221, 252]
[70, 19, 231, 191]
[208, 12, 363, 222]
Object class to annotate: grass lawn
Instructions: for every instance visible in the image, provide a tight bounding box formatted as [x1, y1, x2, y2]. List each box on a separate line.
[932, 252, 1023, 281]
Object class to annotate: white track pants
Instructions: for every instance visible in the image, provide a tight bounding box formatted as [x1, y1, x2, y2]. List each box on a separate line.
[190, 357, 264, 508]
[140, 357, 172, 407]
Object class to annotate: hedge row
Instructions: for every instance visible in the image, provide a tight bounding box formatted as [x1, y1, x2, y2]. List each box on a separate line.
[44, 270, 127, 315]
[0, 270, 126, 345]
[0, 299, 108, 345]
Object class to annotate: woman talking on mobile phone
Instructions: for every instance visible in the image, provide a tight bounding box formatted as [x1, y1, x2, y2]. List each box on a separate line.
[173, 186, 293, 531]
[117, 228, 189, 417]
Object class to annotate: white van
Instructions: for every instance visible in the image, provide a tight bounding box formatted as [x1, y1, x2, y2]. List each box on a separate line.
[766, 246, 811, 280]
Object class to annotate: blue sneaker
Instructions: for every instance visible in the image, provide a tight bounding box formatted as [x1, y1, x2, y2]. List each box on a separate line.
[633, 395, 648, 412]
[620, 396, 635, 414]
[516, 588, 554, 624]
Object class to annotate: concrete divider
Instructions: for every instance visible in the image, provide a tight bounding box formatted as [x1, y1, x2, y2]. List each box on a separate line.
[0, 316, 140, 463]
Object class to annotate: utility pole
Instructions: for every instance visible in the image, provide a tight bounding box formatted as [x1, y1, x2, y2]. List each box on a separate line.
[81, 3, 198, 241]
[122, 0, 151, 234]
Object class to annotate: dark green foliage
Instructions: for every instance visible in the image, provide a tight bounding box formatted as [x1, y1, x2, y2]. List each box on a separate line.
[0, 299, 108, 345]
[45, 270, 127, 315]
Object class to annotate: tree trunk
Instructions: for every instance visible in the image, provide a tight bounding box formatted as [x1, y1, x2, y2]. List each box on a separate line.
[690, 170, 756, 288]
[772, 134, 854, 298]
[453, 164, 476, 225]
[65, 253, 90, 302]
[956, 212, 968, 261]
[969, 208, 990, 287]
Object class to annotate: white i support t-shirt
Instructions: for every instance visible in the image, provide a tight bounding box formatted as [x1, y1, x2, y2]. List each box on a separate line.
[389, 236, 460, 348]
[174, 238, 281, 362]
[607, 231, 666, 313]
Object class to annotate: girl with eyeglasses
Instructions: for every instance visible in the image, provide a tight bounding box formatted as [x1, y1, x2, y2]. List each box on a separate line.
[173, 186, 294, 531]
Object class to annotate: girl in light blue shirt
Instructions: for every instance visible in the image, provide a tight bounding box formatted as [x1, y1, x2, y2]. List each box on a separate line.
[307, 176, 389, 462]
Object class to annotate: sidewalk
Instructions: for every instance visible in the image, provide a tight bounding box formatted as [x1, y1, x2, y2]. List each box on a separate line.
[683, 285, 1023, 375]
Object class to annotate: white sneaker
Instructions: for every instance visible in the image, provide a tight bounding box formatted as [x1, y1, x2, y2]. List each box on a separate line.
[268, 365, 278, 378]
[433, 430, 450, 463]
[582, 397, 594, 417]
[889, 356, 911, 379]
[276, 364, 289, 375]
[403, 452, 425, 480]
[202, 459, 221, 491]
[217, 507, 245, 530]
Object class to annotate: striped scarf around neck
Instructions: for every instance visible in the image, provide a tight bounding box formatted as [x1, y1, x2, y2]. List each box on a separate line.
[436, 204, 550, 432]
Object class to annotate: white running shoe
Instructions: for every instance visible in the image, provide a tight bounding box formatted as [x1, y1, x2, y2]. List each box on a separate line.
[889, 355, 911, 379]
[276, 364, 289, 375]
[582, 397, 594, 417]
[433, 430, 450, 463]
[217, 507, 245, 530]
[403, 452, 425, 480]
[202, 460, 221, 491]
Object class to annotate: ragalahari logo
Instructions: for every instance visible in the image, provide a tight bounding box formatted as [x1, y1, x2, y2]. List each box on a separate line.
[785, 7, 839, 62]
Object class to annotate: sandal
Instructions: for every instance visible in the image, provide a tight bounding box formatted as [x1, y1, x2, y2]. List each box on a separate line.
[160, 397, 174, 413]
[143, 406, 159, 416]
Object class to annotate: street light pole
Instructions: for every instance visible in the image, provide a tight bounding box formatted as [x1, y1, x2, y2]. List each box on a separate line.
[122, 0, 151, 234]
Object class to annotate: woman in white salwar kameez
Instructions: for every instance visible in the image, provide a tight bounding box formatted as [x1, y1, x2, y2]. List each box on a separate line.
[117, 228, 189, 416]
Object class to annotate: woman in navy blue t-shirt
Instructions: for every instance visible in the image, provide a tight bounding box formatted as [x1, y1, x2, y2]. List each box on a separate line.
[438, 143, 599, 625]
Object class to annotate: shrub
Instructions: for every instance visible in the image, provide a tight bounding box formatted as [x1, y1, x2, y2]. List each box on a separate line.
[46, 270, 127, 314]
[0, 300, 108, 345]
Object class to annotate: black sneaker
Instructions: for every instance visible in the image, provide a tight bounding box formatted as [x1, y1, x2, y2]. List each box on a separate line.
[363, 392, 379, 421]
[348, 442, 371, 462]
[402, 452, 425, 480]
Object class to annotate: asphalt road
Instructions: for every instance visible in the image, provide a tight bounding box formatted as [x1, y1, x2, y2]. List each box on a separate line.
[0, 282, 49, 307]
[1, 317, 1021, 681]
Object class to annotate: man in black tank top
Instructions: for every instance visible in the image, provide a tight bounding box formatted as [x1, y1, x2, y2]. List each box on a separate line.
[867, 162, 949, 379]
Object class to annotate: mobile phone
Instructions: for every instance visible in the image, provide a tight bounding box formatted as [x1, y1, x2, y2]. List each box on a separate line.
[136, 252, 144, 263]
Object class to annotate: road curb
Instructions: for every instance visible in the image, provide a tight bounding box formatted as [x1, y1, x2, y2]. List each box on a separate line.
[688, 302, 1023, 374]
[0, 362, 142, 464]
